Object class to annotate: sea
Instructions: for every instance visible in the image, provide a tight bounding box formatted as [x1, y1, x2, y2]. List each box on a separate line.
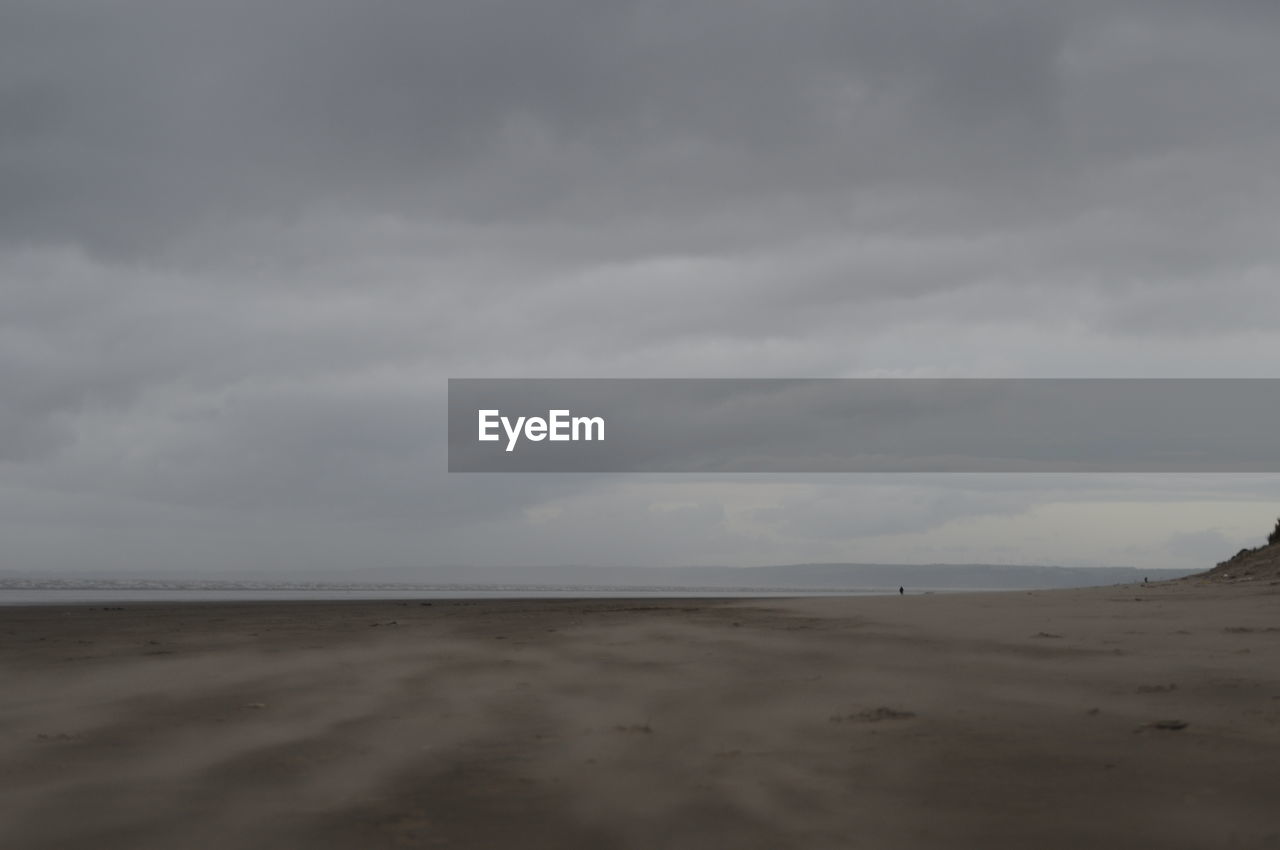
[0, 586, 926, 606]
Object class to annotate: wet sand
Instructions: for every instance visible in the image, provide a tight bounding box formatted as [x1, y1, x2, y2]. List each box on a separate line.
[2, 579, 1278, 849]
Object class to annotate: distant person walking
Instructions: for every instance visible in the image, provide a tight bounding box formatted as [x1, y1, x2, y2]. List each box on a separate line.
[899, 586, 904, 595]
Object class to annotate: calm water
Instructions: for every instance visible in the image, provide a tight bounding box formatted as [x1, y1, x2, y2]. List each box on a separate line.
[0, 587, 910, 606]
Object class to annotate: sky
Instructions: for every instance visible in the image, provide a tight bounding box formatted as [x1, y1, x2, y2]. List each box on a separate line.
[2, 0, 1279, 577]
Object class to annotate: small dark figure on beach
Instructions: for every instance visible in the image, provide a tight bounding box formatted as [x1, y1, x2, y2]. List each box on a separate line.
[1144, 577, 1148, 584]
[899, 586, 904, 595]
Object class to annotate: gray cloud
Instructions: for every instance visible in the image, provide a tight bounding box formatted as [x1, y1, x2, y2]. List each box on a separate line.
[4, 1, 1276, 254]
[2, 0, 1280, 576]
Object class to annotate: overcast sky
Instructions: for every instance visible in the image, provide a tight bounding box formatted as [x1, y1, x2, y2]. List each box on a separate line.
[3, 0, 1279, 577]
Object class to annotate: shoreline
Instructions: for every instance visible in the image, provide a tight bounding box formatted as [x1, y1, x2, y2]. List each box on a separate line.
[2, 580, 1277, 848]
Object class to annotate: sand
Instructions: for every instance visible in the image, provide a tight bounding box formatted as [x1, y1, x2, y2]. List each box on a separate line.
[2, 579, 1278, 849]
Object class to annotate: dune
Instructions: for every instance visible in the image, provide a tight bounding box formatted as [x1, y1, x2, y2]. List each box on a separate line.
[1202, 540, 1280, 585]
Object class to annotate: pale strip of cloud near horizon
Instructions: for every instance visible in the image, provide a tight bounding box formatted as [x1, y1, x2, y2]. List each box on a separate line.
[2, 1, 1279, 576]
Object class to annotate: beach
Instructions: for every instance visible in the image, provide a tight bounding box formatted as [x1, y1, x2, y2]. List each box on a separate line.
[2, 579, 1278, 849]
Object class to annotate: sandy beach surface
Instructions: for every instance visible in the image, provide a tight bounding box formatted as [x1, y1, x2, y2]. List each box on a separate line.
[2, 579, 1278, 849]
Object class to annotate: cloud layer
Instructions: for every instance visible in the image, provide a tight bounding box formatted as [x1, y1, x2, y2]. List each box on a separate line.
[3, 0, 1279, 575]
